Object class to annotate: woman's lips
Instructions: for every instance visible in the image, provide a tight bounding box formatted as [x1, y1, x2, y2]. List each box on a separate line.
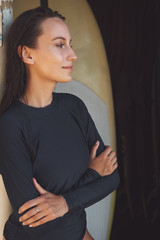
[62, 66, 73, 71]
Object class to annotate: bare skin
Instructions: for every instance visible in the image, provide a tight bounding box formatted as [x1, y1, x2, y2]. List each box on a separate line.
[83, 228, 94, 240]
[18, 17, 77, 108]
[89, 141, 118, 176]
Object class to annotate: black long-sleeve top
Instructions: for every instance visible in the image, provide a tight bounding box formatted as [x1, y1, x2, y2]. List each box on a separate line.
[0, 92, 120, 240]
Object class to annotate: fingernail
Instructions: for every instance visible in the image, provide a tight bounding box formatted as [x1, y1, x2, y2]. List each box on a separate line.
[96, 141, 99, 144]
[29, 225, 32, 227]
[19, 218, 22, 222]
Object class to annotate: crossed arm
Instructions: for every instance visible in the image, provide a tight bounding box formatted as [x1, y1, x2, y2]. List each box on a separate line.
[13, 142, 118, 240]
[2, 141, 118, 240]
[17, 142, 118, 228]
[0, 98, 119, 239]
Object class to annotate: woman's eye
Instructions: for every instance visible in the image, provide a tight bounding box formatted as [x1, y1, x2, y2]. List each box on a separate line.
[56, 43, 65, 48]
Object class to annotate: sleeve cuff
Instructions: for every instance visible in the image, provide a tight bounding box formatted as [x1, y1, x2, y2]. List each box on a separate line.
[61, 193, 74, 211]
[87, 168, 102, 178]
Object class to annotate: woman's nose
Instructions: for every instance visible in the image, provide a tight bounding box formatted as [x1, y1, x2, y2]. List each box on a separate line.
[67, 48, 78, 62]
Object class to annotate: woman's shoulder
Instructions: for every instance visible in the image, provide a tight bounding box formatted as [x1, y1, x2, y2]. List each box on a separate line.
[0, 103, 21, 133]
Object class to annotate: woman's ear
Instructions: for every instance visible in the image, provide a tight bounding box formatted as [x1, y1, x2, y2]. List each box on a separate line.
[17, 45, 34, 64]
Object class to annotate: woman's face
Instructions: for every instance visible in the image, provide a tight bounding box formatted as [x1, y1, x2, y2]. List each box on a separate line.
[28, 17, 77, 83]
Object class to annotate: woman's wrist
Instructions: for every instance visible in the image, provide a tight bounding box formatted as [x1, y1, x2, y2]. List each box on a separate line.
[88, 168, 102, 178]
[60, 194, 69, 213]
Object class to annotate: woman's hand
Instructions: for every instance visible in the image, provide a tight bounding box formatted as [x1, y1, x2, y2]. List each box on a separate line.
[89, 141, 118, 176]
[18, 178, 69, 227]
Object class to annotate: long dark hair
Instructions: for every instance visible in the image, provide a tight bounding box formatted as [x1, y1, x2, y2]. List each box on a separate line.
[0, 6, 65, 115]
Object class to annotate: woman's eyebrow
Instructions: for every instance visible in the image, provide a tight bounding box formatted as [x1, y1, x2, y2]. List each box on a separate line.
[52, 37, 72, 42]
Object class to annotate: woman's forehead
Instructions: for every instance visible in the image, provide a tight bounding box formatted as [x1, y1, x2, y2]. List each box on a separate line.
[40, 17, 71, 40]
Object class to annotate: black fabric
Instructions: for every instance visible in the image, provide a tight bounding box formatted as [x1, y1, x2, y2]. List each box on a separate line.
[0, 92, 119, 240]
[87, 1, 160, 237]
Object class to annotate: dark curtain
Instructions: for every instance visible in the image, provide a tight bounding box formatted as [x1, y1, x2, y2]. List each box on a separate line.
[87, 0, 160, 239]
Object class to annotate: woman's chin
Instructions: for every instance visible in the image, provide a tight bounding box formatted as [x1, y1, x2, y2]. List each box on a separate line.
[57, 77, 73, 83]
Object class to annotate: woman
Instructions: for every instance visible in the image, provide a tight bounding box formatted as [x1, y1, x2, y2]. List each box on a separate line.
[0, 6, 119, 240]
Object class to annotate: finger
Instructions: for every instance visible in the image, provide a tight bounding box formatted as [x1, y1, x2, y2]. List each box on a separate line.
[108, 151, 116, 161]
[111, 157, 117, 168]
[29, 215, 53, 227]
[19, 204, 42, 222]
[103, 146, 113, 158]
[90, 141, 99, 160]
[33, 178, 48, 195]
[105, 145, 110, 148]
[113, 161, 118, 170]
[22, 209, 48, 226]
[113, 156, 117, 163]
[18, 196, 42, 214]
[19, 201, 49, 222]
